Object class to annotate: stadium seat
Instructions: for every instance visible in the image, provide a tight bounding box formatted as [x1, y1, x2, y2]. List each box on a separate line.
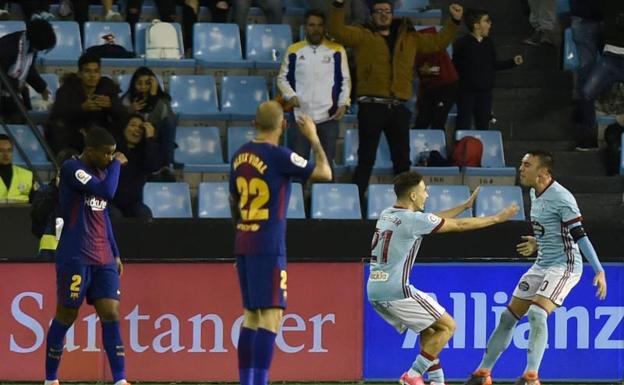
[227, 126, 256, 160]
[134, 22, 195, 71]
[425, 185, 472, 218]
[474, 185, 525, 221]
[193, 23, 251, 70]
[38, 22, 82, 68]
[409, 129, 461, 183]
[169, 75, 222, 121]
[143, 182, 193, 218]
[394, 0, 442, 22]
[367, 184, 396, 219]
[288, 183, 306, 219]
[563, 28, 579, 71]
[0, 125, 52, 170]
[174, 126, 229, 173]
[557, 0, 570, 14]
[220, 76, 269, 120]
[343, 129, 393, 173]
[197, 182, 231, 218]
[311, 183, 362, 219]
[83, 22, 143, 69]
[245, 24, 292, 69]
[0, 21, 25, 38]
[28, 74, 59, 123]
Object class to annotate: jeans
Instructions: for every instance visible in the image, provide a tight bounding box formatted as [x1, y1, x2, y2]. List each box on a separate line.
[528, 0, 557, 31]
[455, 88, 492, 130]
[571, 16, 604, 95]
[288, 118, 339, 181]
[414, 82, 458, 130]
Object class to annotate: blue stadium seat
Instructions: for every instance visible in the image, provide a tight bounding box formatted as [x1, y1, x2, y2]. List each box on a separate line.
[134, 22, 195, 69]
[0, 21, 25, 38]
[395, 0, 442, 21]
[597, 114, 617, 126]
[83, 22, 143, 67]
[197, 182, 231, 218]
[409, 129, 460, 180]
[143, 182, 193, 218]
[220, 76, 269, 120]
[563, 28, 579, 71]
[367, 184, 396, 219]
[455, 130, 516, 188]
[475, 185, 525, 221]
[169, 75, 222, 121]
[284, 0, 307, 16]
[311, 183, 362, 219]
[38, 22, 82, 67]
[425, 185, 472, 218]
[288, 183, 306, 219]
[557, 0, 570, 14]
[227, 126, 256, 160]
[193, 23, 251, 69]
[174, 126, 229, 173]
[245, 24, 292, 69]
[0, 125, 52, 169]
[343, 129, 393, 172]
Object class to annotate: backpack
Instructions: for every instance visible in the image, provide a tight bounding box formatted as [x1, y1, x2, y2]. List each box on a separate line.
[451, 136, 483, 167]
[146, 20, 181, 59]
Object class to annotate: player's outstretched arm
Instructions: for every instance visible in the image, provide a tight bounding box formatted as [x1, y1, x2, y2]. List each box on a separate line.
[435, 186, 480, 218]
[297, 115, 332, 182]
[436, 204, 519, 233]
[568, 222, 607, 299]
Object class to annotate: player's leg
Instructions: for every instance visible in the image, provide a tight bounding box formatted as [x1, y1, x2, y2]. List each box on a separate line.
[236, 256, 258, 385]
[254, 307, 284, 385]
[417, 314, 456, 385]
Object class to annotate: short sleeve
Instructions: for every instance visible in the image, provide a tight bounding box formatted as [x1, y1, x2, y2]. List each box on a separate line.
[409, 212, 445, 235]
[276, 146, 314, 180]
[559, 193, 583, 226]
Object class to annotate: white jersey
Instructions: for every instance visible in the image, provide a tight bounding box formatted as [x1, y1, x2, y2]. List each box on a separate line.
[367, 207, 444, 301]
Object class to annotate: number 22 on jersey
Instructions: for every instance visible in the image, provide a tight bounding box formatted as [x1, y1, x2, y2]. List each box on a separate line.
[236, 177, 270, 221]
[371, 228, 393, 264]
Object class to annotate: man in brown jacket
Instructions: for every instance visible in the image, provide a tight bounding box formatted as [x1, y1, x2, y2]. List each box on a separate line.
[328, 0, 463, 207]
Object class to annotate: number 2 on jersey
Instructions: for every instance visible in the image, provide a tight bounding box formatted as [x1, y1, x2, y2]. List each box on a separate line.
[371, 229, 393, 264]
[236, 177, 270, 221]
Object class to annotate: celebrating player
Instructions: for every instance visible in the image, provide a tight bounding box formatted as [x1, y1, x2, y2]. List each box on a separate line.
[229, 101, 332, 385]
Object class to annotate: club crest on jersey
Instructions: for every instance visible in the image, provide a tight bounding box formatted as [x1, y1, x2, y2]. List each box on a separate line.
[290, 152, 308, 168]
[75, 169, 92, 185]
[86, 196, 107, 211]
[426, 214, 439, 224]
[531, 220, 545, 237]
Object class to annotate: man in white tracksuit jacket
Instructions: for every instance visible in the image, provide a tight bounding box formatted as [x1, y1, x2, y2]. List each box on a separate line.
[277, 8, 351, 179]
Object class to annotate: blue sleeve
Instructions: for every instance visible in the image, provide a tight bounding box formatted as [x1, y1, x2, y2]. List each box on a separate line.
[567, 222, 604, 273]
[105, 211, 120, 258]
[276, 146, 314, 181]
[62, 160, 122, 200]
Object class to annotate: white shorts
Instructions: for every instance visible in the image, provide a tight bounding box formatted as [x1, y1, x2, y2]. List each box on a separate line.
[512, 264, 581, 306]
[370, 288, 446, 333]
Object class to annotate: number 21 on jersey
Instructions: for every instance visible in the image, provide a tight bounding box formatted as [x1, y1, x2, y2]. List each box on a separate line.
[236, 177, 270, 221]
[371, 228, 393, 264]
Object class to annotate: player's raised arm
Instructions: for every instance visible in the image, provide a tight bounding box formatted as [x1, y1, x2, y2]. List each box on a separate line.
[436, 204, 519, 233]
[296, 115, 332, 182]
[434, 186, 480, 218]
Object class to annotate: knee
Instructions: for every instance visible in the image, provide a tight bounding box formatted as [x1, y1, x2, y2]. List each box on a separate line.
[56, 307, 78, 325]
[98, 309, 120, 322]
[527, 304, 548, 325]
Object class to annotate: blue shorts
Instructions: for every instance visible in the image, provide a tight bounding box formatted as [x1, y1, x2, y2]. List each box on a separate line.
[236, 254, 287, 310]
[56, 263, 120, 308]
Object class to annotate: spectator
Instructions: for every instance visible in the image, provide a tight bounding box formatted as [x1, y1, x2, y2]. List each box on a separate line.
[126, 0, 176, 28]
[0, 134, 36, 203]
[61, 0, 123, 31]
[20, 1, 56, 21]
[453, 8, 523, 130]
[604, 114, 623, 176]
[570, 0, 603, 101]
[523, 0, 557, 45]
[277, 9, 351, 181]
[0, 19, 56, 124]
[0, 1, 9, 20]
[232, 0, 282, 40]
[46, 52, 127, 155]
[182, 0, 231, 54]
[413, 26, 459, 131]
[121, 66, 177, 169]
[577, 1, 624, 151]
[110, 114, 161, 219]
[328, 0, 462, 202]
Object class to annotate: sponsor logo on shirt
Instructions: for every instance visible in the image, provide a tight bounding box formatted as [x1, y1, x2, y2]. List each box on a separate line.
[532, 220, 545, 237]
[86, 196, 107, 211]
[369, 270, 389, 282]
[75, 169, 92, 185]
[290, 152, 308, 168]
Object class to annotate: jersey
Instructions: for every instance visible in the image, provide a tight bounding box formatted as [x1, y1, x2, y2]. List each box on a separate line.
[56, 158, 121, 265]
[367, 207, 445, 301]
[230, 141, 314, 256]
[530, 180, 583, 273]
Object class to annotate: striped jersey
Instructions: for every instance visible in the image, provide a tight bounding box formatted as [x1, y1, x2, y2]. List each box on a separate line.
[530, 180, 583, 273]
[367, 207, 444, 301]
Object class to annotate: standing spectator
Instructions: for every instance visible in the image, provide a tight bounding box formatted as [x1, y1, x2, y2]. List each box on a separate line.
[232, 0, 282, 40]
[0, 19, 56, 124]
[20, 1, 56, 21]
[523, 0, 557, 45]
[121, 66, 177, 169]
[413, 26, 459, 131]
[63, 0, 123, 32]
[453, 8, 523, 130]
[570, 0, 603, 101]
[577, 1, 624, 150]
[46, 52, 127, 155]
[110, 114, 161, 219]
[181, 0, 231, 54]
[0, 134, 37, 203]
[604, 114, 623, 175]
[125, 0, 177, 41]
[328, 0, 462, 202]
[277, 9, 351, 180]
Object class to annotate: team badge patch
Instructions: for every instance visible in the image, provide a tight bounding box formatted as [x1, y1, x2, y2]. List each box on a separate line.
[426, 214, 439, 224]
[518, 281, 530, 291]
[290, 152, 308, 168]
[75, 169, 92, 185]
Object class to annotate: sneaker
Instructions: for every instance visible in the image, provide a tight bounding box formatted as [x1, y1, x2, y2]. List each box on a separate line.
[463, 368, 492, 385]
[0, 9, 11, 20]
[32, 11, 56, 21]
[43, 380, 59, 385]
[399, 372, 425, 385]
[513, 371, 541, 385]
[105, 10, 123, 21]
[523, 30, 541, 46]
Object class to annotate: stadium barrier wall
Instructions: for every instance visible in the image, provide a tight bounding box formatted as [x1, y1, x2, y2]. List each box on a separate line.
[0, 263, 363, 382]
[363, 263, 624, 382]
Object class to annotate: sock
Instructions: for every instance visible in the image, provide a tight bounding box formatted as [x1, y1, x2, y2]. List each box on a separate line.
[238, 327, 257, 385]
[427, 361, 445, 384]
[45, 319, 71, 381]
[101, 321, 126, 383]
[410, 350, 436, 376]
[253, 328, 277, 385]
[479, 307, 520, 370]
[525, 304, 549, 373]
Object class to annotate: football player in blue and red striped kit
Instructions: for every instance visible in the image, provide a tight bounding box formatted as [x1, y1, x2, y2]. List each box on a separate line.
[43, 128, 130, 385]
[230, 101, 332, 385]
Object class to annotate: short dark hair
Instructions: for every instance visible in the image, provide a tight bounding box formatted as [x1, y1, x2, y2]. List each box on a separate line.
[78, 52, 101, 71]
[26, 19, 56, 51]
[85, 127, 116, 148]
[0, 134, 11, 143]
[370, 0, 393, 12]
[465, 8, 489, 32]
[56, 148, 79, 165]
[527, 150, 554, 174]
[304, 9, 325, 24]
[393, 171, 424, 199]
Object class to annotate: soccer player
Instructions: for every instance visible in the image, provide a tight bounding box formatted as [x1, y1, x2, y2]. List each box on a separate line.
[43, 128, 130, 385]
[463, 150, 607, 385]
[230, 101, 332, 385]
[368, 171, 519, 385]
